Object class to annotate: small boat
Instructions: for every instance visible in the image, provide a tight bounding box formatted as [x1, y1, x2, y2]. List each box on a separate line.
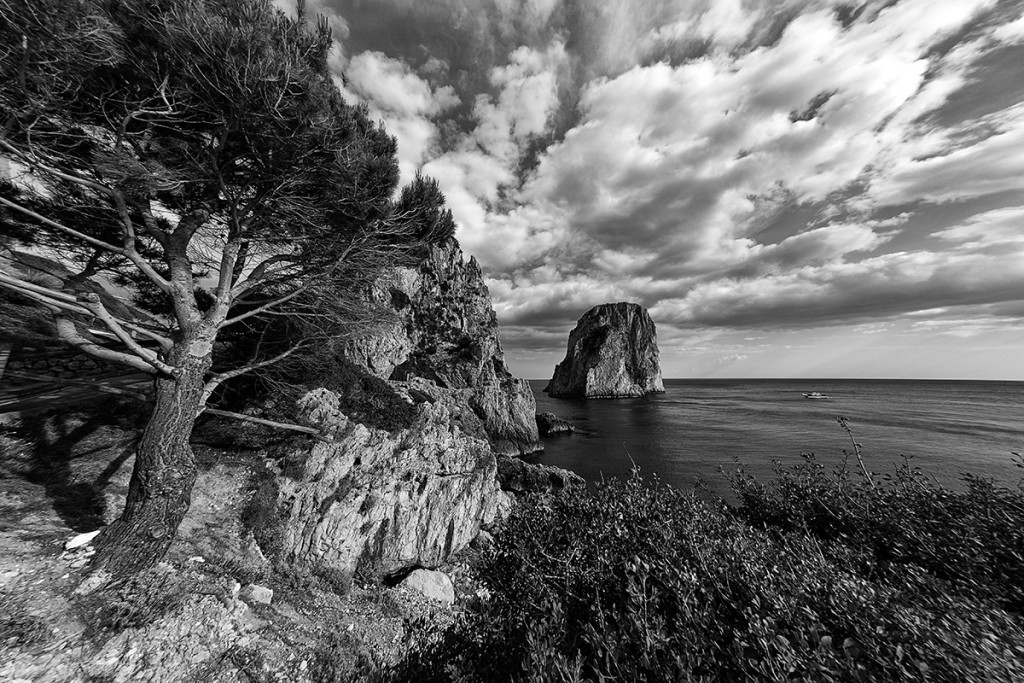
[803, 391, 830, 399]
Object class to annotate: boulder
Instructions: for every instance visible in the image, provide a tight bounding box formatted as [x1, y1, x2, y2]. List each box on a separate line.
[496, 455, 585, 494]
[400, 569, 455, 605]
[276, 387, 509, 580]
[345, 239, 541, 455]
[240, 584, 273, 605]
[536, 412, 574, 436]
[546, 302, 665, 398]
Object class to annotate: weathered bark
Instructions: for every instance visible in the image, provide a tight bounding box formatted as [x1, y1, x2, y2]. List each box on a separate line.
[92, 340, 211, 576]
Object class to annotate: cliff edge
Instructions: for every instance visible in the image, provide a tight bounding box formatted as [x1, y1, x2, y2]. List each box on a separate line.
[546, 302, 665, 398]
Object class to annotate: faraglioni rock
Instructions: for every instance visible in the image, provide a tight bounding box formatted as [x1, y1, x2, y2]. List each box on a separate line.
[546, 302, 665, 398]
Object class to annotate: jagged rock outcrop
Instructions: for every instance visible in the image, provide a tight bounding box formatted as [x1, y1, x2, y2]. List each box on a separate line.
[277, 386, 510, 579]
[546, 302, 665, 398]
[346, 239, 541, 455]
[536, 412, 574, 436]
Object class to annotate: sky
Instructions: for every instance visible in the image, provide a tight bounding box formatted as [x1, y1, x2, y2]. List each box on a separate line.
[280, 0, 1024, 380]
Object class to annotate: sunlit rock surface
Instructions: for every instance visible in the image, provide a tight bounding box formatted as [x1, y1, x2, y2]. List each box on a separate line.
[277, 387, 509, 579]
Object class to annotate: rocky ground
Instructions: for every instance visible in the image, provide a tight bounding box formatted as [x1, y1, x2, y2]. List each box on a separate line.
[0, 401, 480, 682]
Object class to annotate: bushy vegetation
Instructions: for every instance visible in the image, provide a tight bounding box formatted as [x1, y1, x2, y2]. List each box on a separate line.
[240, 465, 286, 563]
[726, 453, 1024, 614]
[392, 461, 1024, 682]
[310, 628, 384, 683]
[291, 356, 419, 433]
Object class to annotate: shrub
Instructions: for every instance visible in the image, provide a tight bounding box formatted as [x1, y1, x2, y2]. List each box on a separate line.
[310, 628, 382, 683]
[724, 453, 1024, 613]
[315, 359, 417, 433]
[265, 356, 417, 434]
[391, 472, 1024, 682]
[240, 466, 285, 561]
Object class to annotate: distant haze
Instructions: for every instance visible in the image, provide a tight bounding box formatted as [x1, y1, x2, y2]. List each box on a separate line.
[280, 0, 1024, 380]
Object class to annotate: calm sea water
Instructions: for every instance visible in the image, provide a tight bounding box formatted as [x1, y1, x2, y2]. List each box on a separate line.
[529, 379, 1024, 495]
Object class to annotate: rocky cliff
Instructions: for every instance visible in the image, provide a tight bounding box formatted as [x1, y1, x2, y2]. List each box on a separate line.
[546, 302, 665, 398]
[345, 240, 541, 456]
[277, 384, 510, 579]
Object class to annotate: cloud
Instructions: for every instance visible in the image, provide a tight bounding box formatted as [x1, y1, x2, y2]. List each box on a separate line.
[340, 51, 460, 183]
[345, 51, 459, 118]
[867, 103, 1024, 206]
[653, 246, 1024, 329]
[416, 40, 570, 264]
[992, 12, 1024, 43]
[747, 221, 896, 270]
[934, 205, 1024, 248]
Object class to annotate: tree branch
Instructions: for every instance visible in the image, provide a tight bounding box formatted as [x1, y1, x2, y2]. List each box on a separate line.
[0, 271, 173, 353]
[0, 270, 85, 307]
[118, 321, 174, 354]
[137, 201, 170, 248]
[0, 193, 172, 293]
[202, 408, 325, 439]
[111, 191, 173, 293]
[212, 236, 242, 316]
[201, 341, 309, 404]
[4, 371, 150, 401]
[0, 196, 125, 255]
[0, 138, 112, 196]
[81, 293, 176, 375]
[231, 252, 300, 296]
[54, 315, 163, 375]
[221, 279, 314, 327]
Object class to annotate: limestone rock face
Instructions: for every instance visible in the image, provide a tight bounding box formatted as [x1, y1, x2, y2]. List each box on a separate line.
[346, 239, 541, 455]
[546, 302, 665, 398]
[278, 387, 509, 579]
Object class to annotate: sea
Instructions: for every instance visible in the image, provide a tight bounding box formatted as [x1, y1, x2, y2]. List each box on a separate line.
[528, 378, 1024, 497]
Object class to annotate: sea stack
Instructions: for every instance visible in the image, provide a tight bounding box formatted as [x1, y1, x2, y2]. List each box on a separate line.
[545, 302, 665, 398]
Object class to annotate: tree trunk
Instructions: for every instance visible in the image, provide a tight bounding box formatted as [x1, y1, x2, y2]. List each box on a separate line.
[92, 340, 211, 577]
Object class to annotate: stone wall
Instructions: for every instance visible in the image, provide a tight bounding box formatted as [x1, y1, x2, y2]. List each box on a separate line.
[2, 346, 118, 384]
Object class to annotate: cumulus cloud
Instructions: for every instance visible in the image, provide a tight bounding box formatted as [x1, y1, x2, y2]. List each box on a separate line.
[339, 51, 460, 183]
[345, 51, 459, 118]
[420, 40, 570, 264]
